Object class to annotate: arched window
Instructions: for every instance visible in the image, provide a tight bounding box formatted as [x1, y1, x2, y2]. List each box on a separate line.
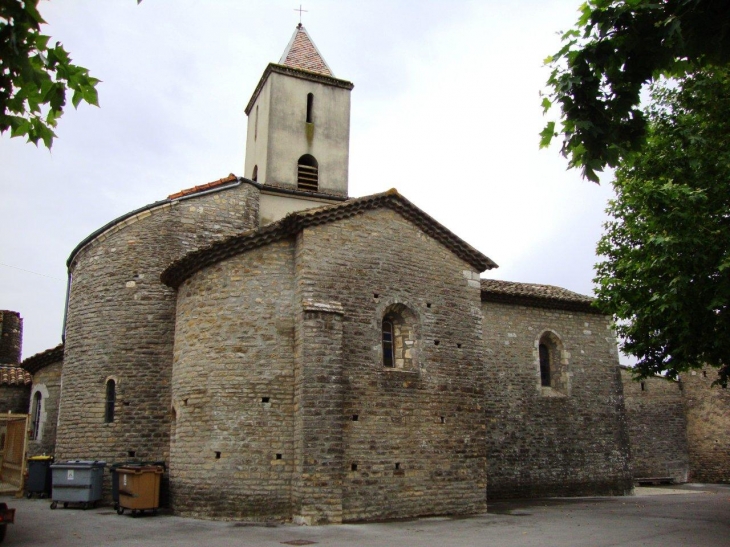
[306, 93, 314, 123]
[105, 379, 116, 423]
[539, 343, 550, 387]
[381, 304, 418, 370]
[538, 331, 569, 395]
[30, 392, 42, 440]
[382, 320, 394, 368]
[252, 165, 258, 182]
[297, 154, 318, 192]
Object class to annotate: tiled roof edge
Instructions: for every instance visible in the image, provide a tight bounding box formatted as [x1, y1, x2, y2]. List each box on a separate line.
[21, 344, 64, 375]
[161, 189, 497, 289]
[67, 176, 256, 268]
[245, 63, 354, 115]
[0, 365, 32, 386]
[481, 279, 602, 314]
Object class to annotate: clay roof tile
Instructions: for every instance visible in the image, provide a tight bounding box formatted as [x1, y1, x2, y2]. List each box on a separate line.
[279, 24, 333, 76]
[168, 174, 238, 200]
[0, 365, 32, 386]
[480, 279, 601, 314]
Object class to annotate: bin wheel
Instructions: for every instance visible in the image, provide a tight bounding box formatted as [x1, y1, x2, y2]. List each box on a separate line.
[63, 502, 68, 509]
[116, 506, 124, 515]
[26, 491, 32, 499]
[131, 510, 138, 518]
[50, 501, 58, 510]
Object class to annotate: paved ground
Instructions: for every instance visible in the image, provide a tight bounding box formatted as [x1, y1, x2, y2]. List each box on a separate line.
[1, 484, 728, 546]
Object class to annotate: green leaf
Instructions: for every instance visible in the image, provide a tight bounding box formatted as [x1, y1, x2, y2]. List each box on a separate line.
[539, 121, 556, 148]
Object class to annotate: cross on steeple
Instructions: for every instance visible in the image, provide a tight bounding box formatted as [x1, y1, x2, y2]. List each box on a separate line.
[294, 4, 308, 26]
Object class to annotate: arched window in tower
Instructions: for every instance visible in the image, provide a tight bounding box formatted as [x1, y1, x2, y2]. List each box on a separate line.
[105, 379, 116, 423]
[30, 391, 42, 440]
[252, 165, 258, 182]
[306, 93, 314, 123]
[297, 154, 319, 192]
[539, 343, 550, 387]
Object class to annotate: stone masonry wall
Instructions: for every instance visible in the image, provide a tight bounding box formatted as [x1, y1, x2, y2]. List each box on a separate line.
[482, 301, 632, 499]
[170, 239, 296, 520]
[295, 208, 487, 522]
[620, 368, 688, 482]
[0, 384, 30, 414]
[28, 361, 63, 457]
[57, 183, 260, 502]
[682, 367, 730, 483]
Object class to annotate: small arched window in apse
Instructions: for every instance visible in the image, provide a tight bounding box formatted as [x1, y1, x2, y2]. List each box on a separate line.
[539, 343, 551, 387]
[30, 391, 42, 440]
[382, 319, 394, 368]
[105, 379, 116, 423]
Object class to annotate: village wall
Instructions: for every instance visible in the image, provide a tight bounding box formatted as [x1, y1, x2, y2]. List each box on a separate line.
[620, 368, 689, 483]
[295, 208, 487, 522]
[682, 368, 730, 483]
[169, 239, 297, 520]
[56, 182, 260, 500]
[482, 301, 633, 499]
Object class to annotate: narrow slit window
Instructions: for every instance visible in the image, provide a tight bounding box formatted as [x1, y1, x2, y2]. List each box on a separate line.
[539, 343, 550, 387]
[382, 320, 394, 368]
[105, 379, 116, 423]
[306, 93, 314, 123]
[297, 154, 318, 192]
[30, 392, 42, 440]
[252, 165, 258, 182]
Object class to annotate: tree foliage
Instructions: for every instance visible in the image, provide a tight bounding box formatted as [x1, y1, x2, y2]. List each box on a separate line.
[594, 67, 730, 385]
[542, 0, 730, 182]
[0, 0, 100, 148]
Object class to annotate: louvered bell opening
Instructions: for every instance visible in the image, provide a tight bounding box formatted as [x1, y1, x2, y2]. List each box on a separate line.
[297, 164, 319, 191]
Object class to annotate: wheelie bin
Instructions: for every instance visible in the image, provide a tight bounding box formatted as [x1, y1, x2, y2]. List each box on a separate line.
[26, 455, 53, 498]
[116, 465, 164, 516]
[50, 460, 106, 509]
[110, 461, 166, 510]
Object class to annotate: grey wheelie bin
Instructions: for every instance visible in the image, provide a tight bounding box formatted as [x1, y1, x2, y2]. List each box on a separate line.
[50, 460, 106, 509]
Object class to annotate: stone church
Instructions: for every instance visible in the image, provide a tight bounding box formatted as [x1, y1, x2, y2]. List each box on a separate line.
[12, 25, 727, 524]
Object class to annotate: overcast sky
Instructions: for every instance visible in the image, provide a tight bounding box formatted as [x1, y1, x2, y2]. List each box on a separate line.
[1, 0, 619, 360]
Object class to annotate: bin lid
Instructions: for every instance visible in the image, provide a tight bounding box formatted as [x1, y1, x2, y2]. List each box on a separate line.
[116, 465, 164, 474]
[51, 460, 107, 469]
[28, 455, 54, 461]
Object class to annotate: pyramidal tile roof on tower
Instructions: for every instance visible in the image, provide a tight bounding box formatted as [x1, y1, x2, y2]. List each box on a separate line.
[279, 24, 333, 76]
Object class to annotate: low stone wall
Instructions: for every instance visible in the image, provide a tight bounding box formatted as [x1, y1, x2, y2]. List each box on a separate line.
[621, 368, 689, 483]
[682, 367, 730, 483]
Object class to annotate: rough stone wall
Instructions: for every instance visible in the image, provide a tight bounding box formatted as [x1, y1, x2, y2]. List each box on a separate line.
[682, 367, 730, 483]
[56, 183, 260, 501]
[28, 361, 63, 457]
[482, 301, 632, 499]
[0, 384, 30, 414]
[620, 368, 689, 482]
[169, 239, 296, 520]
[0, 311, 22, 365]
[295, 208, 487, 522]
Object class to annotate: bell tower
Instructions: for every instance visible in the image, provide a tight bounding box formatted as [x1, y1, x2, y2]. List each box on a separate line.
[244, 25, 354, 202]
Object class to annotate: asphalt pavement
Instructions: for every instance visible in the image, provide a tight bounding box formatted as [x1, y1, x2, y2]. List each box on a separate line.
[2, 483, 728, 546]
